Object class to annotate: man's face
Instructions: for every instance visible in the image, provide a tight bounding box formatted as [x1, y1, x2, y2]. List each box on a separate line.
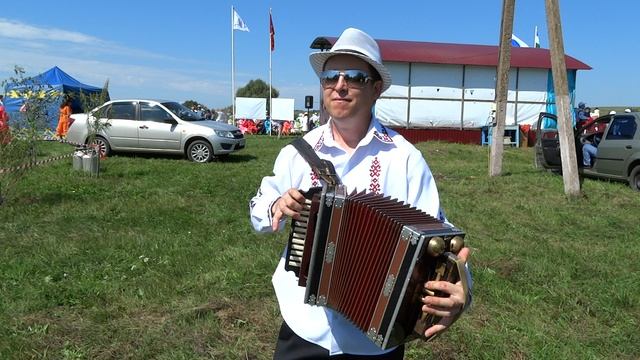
[321, 55, 382, 121]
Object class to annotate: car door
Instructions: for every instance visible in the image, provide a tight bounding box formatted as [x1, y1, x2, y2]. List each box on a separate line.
[535, 112, 562, 168]
[594, 115, 638, 176]
[104, 101, 139, 149]
[137, 102, 182, 150]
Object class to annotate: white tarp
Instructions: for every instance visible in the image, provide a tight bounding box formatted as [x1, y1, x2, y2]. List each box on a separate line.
[271, 98, 295, 121]
[235, 97, 266, 119]
[462, 101, 494, 127]
[410, 99, 462, 127]
[376, 99, 408, 127]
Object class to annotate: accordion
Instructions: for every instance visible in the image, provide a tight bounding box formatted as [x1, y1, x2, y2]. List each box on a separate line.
[284, 184, 469, 350]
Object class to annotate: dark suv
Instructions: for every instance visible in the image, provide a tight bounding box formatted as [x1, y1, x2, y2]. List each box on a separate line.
[535, 112, 640, 190]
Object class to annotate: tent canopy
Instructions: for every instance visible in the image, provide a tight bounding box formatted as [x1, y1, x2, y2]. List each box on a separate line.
[3, 66, 109, 128]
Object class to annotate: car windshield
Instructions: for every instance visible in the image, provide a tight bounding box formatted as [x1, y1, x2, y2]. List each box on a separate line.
[162, 102, 204, 121]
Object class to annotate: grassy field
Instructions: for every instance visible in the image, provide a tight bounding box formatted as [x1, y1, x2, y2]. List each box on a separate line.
[1, 137, 639, 359]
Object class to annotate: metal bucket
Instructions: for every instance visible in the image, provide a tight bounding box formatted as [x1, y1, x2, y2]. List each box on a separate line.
[73, 151, 84, 171]
[82, 151, 100, 175]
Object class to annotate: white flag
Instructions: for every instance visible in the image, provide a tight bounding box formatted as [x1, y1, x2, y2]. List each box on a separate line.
[233, 9, 250, 32]
[510, 34, 529, 47]
[534, 26, 541, 48]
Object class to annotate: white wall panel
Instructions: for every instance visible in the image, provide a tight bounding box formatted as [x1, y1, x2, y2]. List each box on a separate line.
[517, 68, 548, 102]
[464, 66, 495, 100]
[383, 62, 409, 97]
[410, 64, 463, 99]
[508, 68, 517, 101]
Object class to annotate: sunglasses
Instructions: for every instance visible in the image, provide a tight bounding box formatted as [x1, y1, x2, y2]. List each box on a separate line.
[319, 70, 374, 89]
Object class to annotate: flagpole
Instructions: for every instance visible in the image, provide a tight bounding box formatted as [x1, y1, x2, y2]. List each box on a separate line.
[231, 6, 236, 126]
[269, 8, 273, 136]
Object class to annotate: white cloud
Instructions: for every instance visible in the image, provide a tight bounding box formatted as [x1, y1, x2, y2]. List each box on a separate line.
[0, 18, 101, 44]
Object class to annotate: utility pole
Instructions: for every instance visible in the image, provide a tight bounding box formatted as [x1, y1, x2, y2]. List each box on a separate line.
[545, 0, 581, 196]
[490, 0, 514, 177]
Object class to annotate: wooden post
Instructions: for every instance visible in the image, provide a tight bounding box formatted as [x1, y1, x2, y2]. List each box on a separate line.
[490, 0, 514, 177]
[545, 0, 581, 196]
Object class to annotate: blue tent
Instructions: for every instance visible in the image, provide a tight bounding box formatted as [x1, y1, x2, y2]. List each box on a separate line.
[3, 66, 109, 128]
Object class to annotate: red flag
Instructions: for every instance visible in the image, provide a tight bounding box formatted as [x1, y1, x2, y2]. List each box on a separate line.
[269, 12, 275, 52]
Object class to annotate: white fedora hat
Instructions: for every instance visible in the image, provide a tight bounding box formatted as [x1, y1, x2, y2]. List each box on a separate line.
[310, 28, 392, 93]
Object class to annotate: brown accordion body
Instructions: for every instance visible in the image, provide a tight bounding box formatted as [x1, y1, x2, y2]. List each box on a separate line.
[285, 185, 468, 349]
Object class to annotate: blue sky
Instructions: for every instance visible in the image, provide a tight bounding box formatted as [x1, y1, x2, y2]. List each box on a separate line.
[1, 1, 636, 110]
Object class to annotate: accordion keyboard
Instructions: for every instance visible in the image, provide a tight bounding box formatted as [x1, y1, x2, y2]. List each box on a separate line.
[285, 198, 312, 274]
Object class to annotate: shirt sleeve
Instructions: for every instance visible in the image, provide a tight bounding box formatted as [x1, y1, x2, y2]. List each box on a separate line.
[405, 148, 441, 219]
[249, 145, 298, 232]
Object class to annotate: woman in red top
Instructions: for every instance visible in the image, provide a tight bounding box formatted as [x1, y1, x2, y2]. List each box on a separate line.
[56, 98, 72, 140]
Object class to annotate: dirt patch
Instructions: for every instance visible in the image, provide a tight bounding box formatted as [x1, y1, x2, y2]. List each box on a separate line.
[188, 297, 280, 359]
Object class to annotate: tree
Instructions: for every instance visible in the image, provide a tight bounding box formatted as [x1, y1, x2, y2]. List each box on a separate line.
[0, 66, 58, 204]
[236, 79, 279, 113]
[76, 80, 111, 176]
[182, 100, 208, 111]
[236, 79, 278, 98]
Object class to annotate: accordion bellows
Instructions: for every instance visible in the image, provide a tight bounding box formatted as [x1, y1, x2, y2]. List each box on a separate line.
[285, 185, 468, 349]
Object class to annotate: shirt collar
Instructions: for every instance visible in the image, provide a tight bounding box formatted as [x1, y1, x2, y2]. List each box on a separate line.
[318, 116, 394, 151]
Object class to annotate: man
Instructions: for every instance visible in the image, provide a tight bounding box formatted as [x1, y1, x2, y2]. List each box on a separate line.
[575, 102, 589, 126]
[582, 133, 601, 168]
[250, 28, 471, 359]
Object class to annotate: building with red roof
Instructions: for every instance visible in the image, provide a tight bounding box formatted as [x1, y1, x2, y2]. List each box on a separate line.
[310, 36, 591, 145]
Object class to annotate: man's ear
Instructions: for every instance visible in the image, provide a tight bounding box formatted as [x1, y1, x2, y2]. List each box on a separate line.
[373, 80, 383, 99]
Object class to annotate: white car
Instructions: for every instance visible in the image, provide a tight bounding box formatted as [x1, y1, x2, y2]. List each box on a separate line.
[67, 99, 245, 163]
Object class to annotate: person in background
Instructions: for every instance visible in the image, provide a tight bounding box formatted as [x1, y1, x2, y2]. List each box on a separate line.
[56, 97, 72, 141]
[590, 107, 600, 119]
[575, 102, 589, 126]
[583, 133, 601, 168]
[624, 108, 632, 113]
[0, 99, 11, 144]
[249, 27, 471, 359]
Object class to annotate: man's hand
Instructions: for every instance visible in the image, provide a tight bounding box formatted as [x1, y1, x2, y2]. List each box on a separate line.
[421, 247, 470, 338]
[271, 188, 306, 231]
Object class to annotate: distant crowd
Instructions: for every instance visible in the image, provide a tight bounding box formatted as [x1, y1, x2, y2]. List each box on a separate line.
[575, 101, 635, 126]
[236, 112, 320, 135]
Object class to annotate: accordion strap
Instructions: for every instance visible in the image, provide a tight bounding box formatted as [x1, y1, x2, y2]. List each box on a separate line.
[290, 137, 340, 186]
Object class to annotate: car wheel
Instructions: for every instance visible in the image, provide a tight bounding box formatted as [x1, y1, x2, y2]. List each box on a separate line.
[187, 140, 213, 163]
[629, 166, 640, 191]
[92, 136, 111, 157]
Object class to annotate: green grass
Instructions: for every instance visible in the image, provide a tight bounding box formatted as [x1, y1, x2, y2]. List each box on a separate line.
[1, 137, 639, 359]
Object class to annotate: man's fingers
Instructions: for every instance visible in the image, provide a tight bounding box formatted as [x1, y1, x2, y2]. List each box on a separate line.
[424, 323, 446, 338]
[422, 304, 457, 318]
[457, 246, 470, 263]
[286, 188, 306, 204]
[271, 189, 307, 231]
[425, 280, 460, 296]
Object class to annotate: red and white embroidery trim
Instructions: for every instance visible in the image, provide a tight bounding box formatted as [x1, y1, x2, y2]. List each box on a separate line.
[369, 156, 381, 193]
[310, 170, 320, 187]
[314, 134, 324, 151]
